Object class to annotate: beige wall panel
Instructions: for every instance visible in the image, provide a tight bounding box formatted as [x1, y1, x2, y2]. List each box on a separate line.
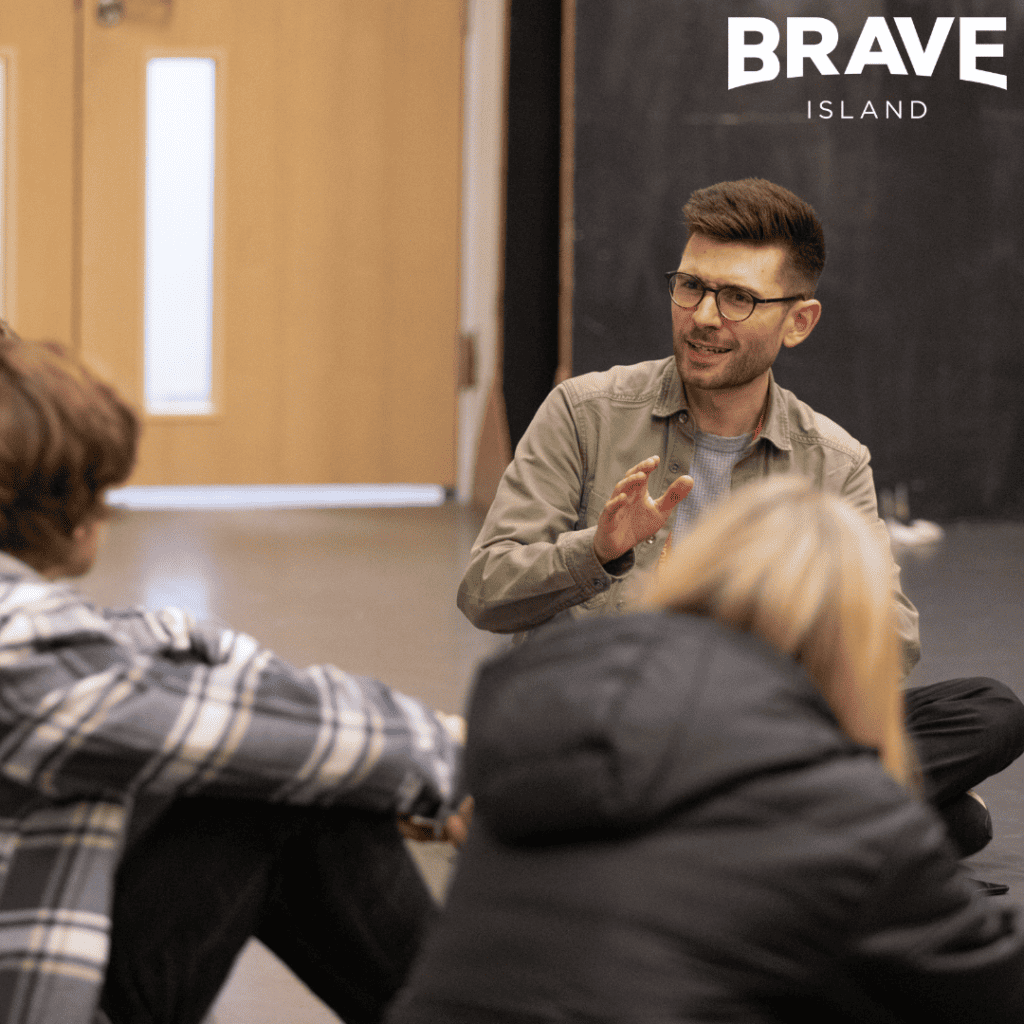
[380, 9, 463, 483]
[0, 5, 75, 343]
[80, 0, 461, 486]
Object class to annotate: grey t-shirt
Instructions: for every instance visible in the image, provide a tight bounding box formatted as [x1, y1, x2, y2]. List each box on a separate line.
[672, 429, 753, 538]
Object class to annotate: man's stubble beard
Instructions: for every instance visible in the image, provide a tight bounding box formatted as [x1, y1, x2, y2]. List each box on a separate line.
[673, 325, 776, 393]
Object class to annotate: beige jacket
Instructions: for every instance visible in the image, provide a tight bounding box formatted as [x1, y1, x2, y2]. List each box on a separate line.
[458, 356, 920, 675]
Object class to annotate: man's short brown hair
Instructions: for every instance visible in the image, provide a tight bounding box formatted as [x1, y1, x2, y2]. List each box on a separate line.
[682, 178, 827, 294]
[0, 325, 138, 568]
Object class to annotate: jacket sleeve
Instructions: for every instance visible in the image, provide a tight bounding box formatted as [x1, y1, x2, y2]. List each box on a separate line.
[0, 591, 463, 822]
[839, 446, 921, 676]
[457, 385, 631, 633]
[850, 813, 1024, 1023]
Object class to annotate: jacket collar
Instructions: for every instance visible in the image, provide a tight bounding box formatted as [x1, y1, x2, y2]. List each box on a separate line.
[758, 372, 793, 452]
[652, 358, 687, 418]
[654, 360, 793, 452]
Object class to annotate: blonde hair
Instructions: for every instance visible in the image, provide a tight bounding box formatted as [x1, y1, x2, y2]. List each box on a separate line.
[645, 475, 918, 790]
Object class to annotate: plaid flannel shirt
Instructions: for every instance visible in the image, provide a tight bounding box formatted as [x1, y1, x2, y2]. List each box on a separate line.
[0, 552, 463, 1024]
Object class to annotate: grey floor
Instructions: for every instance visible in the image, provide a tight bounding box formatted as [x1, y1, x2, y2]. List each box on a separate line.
[81, 506, 1023, 1022]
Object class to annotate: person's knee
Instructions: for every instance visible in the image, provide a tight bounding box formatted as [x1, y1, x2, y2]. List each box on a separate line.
[962, 677, 1024, 772]
[906, 676, 1024, 788]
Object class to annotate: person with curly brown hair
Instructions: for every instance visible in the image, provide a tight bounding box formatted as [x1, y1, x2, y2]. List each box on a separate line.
[0, 326, 466, 1024]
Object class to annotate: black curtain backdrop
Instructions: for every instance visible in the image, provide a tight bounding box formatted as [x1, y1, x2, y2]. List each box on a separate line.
[502, 0, 562, 453]
[571, 0, 1024, 521]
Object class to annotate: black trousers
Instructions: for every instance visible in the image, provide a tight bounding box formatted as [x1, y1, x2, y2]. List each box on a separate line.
[905, 676, 1024, 856]
[100, 798, 438, 1024]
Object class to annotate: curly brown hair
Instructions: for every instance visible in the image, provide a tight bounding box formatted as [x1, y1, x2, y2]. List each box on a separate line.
[0, 324, 139, 570]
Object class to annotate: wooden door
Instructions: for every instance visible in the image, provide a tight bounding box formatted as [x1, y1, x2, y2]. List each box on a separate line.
[0, 6, 76, 343]
[3, 0, 464, 486]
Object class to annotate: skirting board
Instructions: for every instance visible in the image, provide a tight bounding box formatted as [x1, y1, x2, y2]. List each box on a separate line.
[107, 485, 449, 510]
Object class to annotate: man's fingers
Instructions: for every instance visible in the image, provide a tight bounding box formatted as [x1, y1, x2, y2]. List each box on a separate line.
[596, 461, 683, 563]
[610, 470, 649, 499]
[659, 474, 694, 509]
[599, 492, 628, 521]
[611, 457, 660, 495]
[623, 455, 659, 478]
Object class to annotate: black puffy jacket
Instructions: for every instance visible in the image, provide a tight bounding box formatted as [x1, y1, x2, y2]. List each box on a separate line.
[388, 613, 1024, 1023]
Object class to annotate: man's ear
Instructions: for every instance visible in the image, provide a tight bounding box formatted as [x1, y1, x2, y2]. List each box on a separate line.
[782, 298, 822, 350]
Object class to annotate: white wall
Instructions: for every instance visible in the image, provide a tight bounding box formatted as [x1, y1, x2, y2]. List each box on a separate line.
[456, 0, 507, 502]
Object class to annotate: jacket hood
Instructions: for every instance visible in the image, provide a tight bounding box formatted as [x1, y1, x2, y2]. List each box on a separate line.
[465, 612, 865, 844]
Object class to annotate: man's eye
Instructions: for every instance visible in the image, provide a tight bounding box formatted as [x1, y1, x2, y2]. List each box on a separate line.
[721, 287, 754, 305]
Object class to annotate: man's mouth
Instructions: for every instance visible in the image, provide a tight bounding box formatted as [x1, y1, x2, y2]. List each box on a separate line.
[686, 339, 730, 355]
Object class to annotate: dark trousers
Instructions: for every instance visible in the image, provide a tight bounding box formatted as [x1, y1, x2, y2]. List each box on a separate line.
[905, 677, 1024, 856]
[100, 798, 438, 1024]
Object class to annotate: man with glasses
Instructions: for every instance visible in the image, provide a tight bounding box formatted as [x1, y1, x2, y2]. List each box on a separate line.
[459, 177, 1024, 891]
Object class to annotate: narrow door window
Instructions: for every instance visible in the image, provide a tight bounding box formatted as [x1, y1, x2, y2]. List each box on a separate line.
[144, 57, 216, 414]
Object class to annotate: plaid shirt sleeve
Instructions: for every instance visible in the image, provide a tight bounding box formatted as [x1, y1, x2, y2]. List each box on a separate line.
[0, 578, 463, 819]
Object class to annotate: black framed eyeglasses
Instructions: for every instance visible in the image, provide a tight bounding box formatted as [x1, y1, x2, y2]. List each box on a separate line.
[665, 272, 803, 323]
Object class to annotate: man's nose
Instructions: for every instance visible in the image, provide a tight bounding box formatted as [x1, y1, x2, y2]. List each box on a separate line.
[692, 290, 722, 326]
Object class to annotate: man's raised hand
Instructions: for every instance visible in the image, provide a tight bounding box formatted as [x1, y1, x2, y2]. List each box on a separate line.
[593, 457, 693, 564]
